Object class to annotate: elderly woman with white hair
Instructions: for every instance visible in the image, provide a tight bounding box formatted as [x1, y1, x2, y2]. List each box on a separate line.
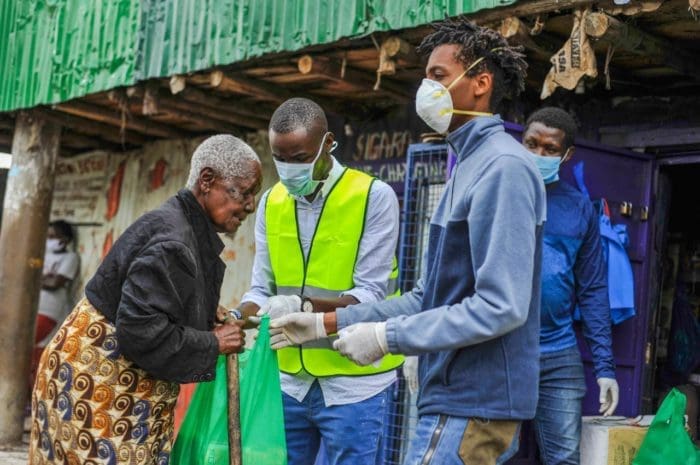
[30, 135, 263, 465]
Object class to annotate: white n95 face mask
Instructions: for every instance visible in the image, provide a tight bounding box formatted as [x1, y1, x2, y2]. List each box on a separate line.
[46, 238, 63, 252]
[274, 132, 329, 197]
[415, 54, 497, 134]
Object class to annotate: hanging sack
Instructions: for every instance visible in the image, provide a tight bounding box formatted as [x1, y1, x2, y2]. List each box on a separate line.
[171, 316, 287, 464]
[632, 388, 700, 465]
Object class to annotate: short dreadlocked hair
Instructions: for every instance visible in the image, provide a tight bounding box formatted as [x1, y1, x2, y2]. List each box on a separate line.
[525, 107, 577, 149]
[417, 19, 527, 111]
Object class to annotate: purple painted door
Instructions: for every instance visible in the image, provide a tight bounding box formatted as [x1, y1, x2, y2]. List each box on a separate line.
[564, 144, 654, 417]
[506, 123, 656, 417]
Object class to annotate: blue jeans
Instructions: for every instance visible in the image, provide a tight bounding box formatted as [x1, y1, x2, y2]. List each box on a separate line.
[403, 415, 521, 465]
[282, 381, 390, 465]
[533, 346, 587, 465]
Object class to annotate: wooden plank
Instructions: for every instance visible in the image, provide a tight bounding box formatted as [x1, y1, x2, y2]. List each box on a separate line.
[179, 87, 275, 122]
[129, 85, 268, 130]
[37, 109, 148, 146]
[211, 72, 344, 113]
[54, 100, 187, 139]
[60, 131, 120, 151]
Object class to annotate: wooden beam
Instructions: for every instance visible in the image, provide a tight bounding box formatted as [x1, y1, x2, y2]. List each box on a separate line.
[54, 100, 187, 139]
[381, 36, 420, 64]
[36, 109, 147, 146]
[297, 55, 409, 102]
[178, 87, 274, 124]
[170, 74, 186, 94]
[0, 133, 12, 148]
[0, 119, 14, 132]
[584, 12, 700, 79]
[498, 17, 553, 61]
[209, 71, 344, 113]
[155, 101, 246, 134]
[128, 85, 267, 131]
[60, 131, 120, 152]
[143, 80, 161, 116]
[211, 72, 294, 103]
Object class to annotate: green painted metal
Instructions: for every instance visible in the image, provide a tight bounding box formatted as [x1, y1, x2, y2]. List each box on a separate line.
[0, 0, 515, 112]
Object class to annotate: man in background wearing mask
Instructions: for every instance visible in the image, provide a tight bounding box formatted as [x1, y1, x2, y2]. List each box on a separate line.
[522, 107, 618, 465]
[238, 97, 402, 465]
[30, 220, 80, 386]
[269, 21, 546, 465]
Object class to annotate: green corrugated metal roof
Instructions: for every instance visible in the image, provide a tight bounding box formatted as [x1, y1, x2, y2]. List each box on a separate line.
[0, 0, 515, 112]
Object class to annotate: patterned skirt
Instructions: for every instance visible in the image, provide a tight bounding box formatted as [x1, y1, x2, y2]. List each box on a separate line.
[30, 298, 180, 465]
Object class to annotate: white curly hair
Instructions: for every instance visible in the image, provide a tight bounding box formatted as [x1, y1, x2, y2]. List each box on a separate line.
[186, 135, 260, 189]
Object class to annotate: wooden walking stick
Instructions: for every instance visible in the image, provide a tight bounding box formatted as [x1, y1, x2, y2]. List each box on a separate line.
[227, 353, 242, 465]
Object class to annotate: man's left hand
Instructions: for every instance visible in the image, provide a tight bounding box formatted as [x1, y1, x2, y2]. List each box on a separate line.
[333, 322, 388, 366]
[597, 377, 619, 416]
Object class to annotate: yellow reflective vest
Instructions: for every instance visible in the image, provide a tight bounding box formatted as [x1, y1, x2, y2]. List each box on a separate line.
[265, 167, 403, 376]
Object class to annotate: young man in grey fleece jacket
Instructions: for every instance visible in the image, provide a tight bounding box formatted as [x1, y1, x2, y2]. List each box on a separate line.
[268, 20, 547, 465]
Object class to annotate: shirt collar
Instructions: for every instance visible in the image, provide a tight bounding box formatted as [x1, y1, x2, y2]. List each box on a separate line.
[293, 156, 345, 203]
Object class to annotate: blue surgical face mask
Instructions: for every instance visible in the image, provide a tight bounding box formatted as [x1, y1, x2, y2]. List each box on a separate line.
[274, 133, 329, 196]
[532, 155, 562, 184]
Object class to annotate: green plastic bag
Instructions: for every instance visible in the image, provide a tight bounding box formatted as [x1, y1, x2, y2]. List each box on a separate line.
[633, 388, 700, 465]
[171, 316, 287, 465]
[171, 355, 230, 465]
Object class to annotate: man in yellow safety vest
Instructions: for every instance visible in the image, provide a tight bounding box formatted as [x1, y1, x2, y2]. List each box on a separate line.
[239, 97, 402, 465]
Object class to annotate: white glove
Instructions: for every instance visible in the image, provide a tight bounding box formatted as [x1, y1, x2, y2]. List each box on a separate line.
[403, 356, 419, 395]
[255, 295, 302, 322]
[332, 322, 388, 366]
[269, 312, 326, 350]
[597, 377, 619, 416]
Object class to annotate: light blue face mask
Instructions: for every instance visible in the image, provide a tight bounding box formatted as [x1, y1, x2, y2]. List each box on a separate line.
[274, 133, 329, 196]
[533, 155, 561, 184]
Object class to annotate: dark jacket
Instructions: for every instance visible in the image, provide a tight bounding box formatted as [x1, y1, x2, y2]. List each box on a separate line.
[86, 189, 225, 383]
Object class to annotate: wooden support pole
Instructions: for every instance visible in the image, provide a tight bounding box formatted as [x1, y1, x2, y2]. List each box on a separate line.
[55, 100, 187, 139]
[584, 12, 700, 78]
[0, 111, 61, 445]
